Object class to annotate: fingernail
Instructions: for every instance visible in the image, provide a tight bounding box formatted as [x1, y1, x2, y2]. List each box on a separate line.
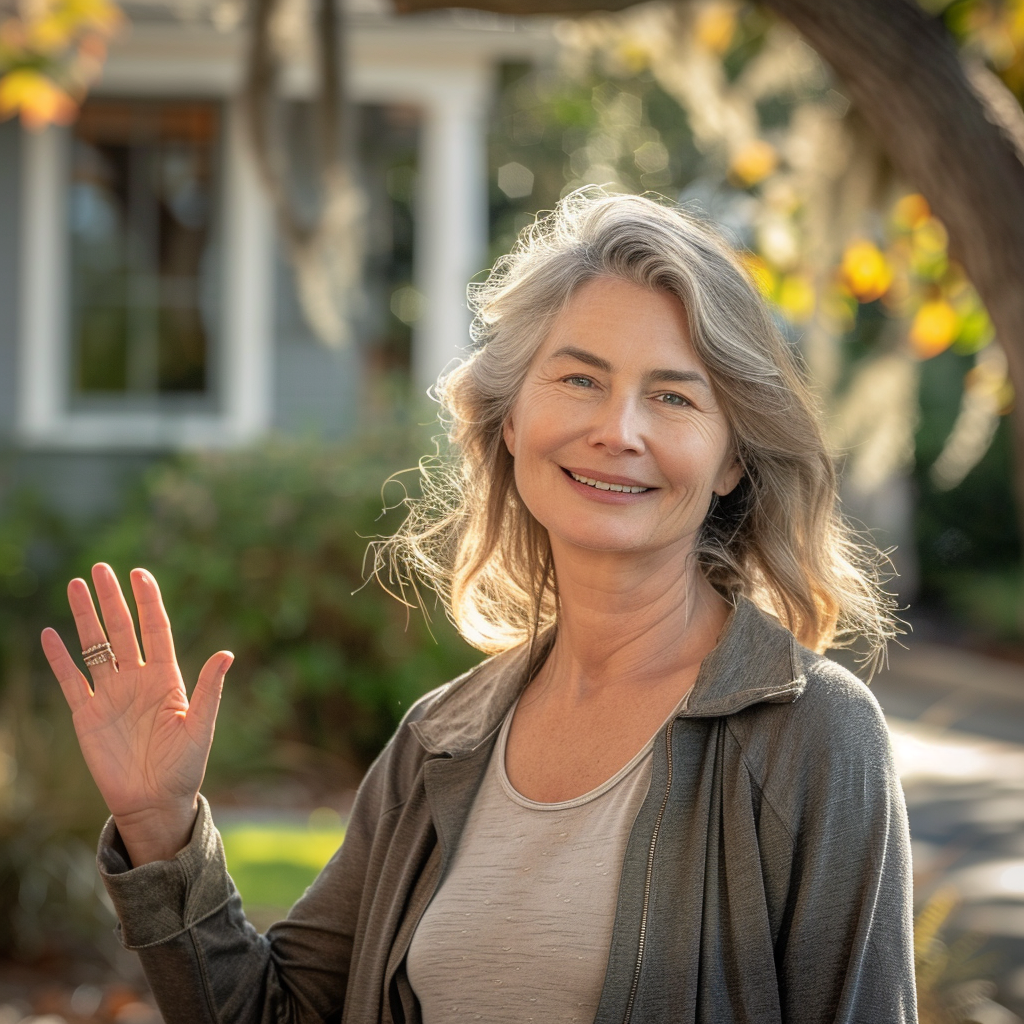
[221, 652, 235, 671]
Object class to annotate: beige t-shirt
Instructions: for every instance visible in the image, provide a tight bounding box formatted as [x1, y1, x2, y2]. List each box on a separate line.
[406, 690, 689, 1023]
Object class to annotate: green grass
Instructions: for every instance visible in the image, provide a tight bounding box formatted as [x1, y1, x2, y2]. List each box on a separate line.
[221, 819, 347, 912]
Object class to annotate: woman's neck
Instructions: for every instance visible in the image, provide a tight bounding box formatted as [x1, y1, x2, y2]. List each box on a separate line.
[537, 539, 731, 703]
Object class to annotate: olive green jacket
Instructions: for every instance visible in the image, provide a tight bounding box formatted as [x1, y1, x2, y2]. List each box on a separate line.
[98, 598, 917, 1023]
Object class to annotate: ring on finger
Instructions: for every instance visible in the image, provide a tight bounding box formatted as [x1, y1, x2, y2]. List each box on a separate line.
[82, 641, 118, 669]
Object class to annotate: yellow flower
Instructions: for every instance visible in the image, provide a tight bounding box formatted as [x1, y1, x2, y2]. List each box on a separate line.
[0, 68, 78, 128]
[695, 2, 738, 54]
[729, 139, 777, 188]
[740, 252, 775, 299]
[54, 0, 123, 35]
[614, 39, 649, 75]
[892, 193, 931, 231]
[777, 274, 815, 323]
[913, 217, 949, 255]
[909, 300, 959, 359]
[27, 11, 75, 51]
[841, 240, 892, 302]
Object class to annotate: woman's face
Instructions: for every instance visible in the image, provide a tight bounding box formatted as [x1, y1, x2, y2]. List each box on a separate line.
[503, 276, 742, 561]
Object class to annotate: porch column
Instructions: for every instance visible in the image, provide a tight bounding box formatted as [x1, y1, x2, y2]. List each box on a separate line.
[412, 63, 490, 396]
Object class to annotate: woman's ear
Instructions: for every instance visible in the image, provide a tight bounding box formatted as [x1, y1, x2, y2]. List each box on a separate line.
[502, 416, 516, 457]
[714, 454, 744, 497]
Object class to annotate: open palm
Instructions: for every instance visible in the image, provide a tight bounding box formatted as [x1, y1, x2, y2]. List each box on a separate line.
[41, 563, 233, 864]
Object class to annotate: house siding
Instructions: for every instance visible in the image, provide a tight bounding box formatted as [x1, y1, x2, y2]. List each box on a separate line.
[272, 250, 365, 441]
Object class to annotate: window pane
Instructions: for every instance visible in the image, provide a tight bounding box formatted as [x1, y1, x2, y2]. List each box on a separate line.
[69, 99, 220, 397]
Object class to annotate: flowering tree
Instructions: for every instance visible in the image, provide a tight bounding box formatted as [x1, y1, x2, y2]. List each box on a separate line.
[0, 0, 122, 129]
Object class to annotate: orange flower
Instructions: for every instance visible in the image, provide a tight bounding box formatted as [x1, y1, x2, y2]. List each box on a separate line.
[841, 240, 892, 302]
[695, 3, 738, 54]
[729, 140, 778, 188]
[909, 300, 959, 359]
[892, 193, 931, 231]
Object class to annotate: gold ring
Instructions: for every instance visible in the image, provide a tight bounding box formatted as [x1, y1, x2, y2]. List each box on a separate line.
[83, 642, 117, 669]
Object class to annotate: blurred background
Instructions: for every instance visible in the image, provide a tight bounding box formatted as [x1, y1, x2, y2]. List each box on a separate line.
[0, 0, 1022, 1020]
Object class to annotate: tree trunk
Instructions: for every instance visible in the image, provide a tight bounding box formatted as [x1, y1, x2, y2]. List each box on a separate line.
[396, 0, 1024, 546]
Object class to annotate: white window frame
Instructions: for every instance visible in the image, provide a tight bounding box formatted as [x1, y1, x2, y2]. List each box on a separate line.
[16, 99, 273, 449]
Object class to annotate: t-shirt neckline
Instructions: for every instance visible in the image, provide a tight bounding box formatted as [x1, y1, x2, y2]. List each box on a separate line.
[496, 687, 691, 811]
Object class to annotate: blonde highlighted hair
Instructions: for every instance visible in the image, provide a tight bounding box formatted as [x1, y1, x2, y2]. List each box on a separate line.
[374, 189, 897, 667]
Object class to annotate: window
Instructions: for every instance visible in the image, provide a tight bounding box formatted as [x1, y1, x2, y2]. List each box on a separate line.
[18, 98, 273, 449]
[70, 100, 220, 404]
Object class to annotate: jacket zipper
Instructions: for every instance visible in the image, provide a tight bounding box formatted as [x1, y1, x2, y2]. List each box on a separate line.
[622, 718, 675, 1024]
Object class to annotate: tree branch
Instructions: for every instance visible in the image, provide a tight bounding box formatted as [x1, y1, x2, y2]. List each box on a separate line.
[244, 0, 363, 345]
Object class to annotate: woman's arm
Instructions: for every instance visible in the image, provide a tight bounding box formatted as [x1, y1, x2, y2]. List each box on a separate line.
[96, 767, 390, 1023]
[41, 564, 377, 1023]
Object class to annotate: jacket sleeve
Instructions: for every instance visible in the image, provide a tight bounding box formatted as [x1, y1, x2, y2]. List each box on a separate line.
[97, 725, 402, 1024]
[771, 661, 918, 1023]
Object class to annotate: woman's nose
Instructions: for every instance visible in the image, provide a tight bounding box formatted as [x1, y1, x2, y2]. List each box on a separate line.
[586, 396, 646, 455]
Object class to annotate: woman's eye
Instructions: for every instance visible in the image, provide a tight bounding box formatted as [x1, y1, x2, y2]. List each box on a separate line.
[563, 375, 594, 388]
[656, 392, 689, 406]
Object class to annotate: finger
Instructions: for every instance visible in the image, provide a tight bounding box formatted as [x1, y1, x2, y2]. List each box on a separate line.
[41, 627, 93, 713]
[186, 651, 233, 744]
[91, 563, 143, 668]
[131, 568, 176, 665]
[67, 577, 118, 676]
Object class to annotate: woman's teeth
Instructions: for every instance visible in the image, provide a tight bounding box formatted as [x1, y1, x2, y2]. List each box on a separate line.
[569, 471, 649, 494]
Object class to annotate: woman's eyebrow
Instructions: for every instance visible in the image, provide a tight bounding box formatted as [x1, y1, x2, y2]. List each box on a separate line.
[547, 345, 613, 372]
[644, 368, 713, 393]
[548, 346, 712, 393]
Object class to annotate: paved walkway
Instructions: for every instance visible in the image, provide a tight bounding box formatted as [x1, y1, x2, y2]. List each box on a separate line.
[874, 643, 1024, 1016]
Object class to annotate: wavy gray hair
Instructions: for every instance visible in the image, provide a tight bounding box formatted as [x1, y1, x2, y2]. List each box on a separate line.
[376, 189, 896, 665]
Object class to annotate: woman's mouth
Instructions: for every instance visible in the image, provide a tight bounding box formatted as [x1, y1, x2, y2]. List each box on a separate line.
[565, 469, 652, 494]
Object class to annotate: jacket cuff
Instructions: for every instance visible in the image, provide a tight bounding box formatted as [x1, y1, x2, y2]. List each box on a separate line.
[97, 794, 235, 949]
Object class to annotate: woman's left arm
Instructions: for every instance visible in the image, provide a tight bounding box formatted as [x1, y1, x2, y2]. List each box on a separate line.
[772, 669, 917, 1023]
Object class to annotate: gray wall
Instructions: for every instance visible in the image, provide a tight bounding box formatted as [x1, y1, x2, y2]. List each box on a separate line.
[272, 248, 365, 440]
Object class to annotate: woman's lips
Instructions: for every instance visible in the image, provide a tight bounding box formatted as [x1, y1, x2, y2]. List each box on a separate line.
[561, 467, 657, 500]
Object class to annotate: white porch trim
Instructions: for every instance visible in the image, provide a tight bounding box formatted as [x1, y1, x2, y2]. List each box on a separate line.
[353, 60, 490, 394]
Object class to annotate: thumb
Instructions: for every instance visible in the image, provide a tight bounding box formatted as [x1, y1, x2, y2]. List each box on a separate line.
[187, 651, 233, 741]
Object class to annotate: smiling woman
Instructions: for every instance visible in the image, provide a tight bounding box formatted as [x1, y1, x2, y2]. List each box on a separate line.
[389, 190, 897, 669]
[501, 279, 741, 563]
[44, 189, 915, 1024]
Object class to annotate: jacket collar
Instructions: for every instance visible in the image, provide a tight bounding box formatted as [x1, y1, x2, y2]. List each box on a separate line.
[409, 596, 807, 756]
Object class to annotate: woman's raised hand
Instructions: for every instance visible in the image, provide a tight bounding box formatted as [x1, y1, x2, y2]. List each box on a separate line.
[41, 563, 233, 867]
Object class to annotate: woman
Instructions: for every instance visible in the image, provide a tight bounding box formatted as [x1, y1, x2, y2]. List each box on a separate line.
[43, 191, 916, 1023]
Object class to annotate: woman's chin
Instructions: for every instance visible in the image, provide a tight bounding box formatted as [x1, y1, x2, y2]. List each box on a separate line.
[548, 529, 667, 559]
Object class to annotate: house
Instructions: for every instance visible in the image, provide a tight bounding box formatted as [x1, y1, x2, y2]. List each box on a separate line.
[0, 0, 555, 516]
